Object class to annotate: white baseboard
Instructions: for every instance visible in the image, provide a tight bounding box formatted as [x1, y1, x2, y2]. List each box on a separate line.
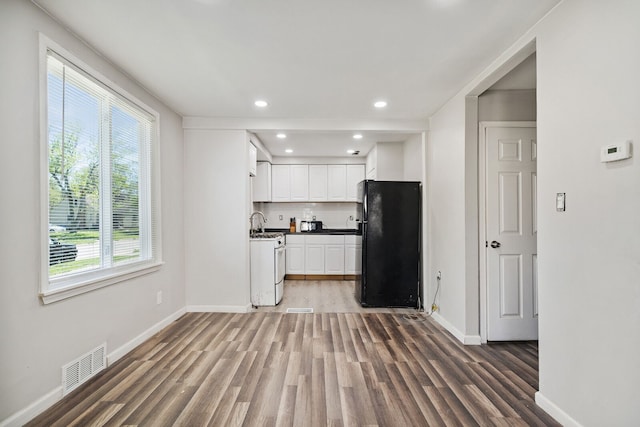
[535, 392, 583, 427]
[1, 308, 187, 427]
[431, 312, 482, 345]
[0, 387, 62, 427]
[107, 307, 187, 365]
[186, 304, 252, 313]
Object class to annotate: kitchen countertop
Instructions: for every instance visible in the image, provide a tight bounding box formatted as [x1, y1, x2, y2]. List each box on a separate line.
[265, 228, 361, 236]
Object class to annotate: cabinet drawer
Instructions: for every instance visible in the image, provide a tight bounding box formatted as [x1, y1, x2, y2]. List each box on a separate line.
[286, 234, 305, 244]
[344, 235, 362, 245]
[304, 235, 344, 245]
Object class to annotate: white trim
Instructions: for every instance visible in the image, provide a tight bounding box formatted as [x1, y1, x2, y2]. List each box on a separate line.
[183, 116, 429, 132]
[535, 392, 583, 427]
[0, 387, 62, 427]
[40, 262, 164, 304]
[431, 313, 481, 345]
[186, 304, 253, 313]
[39, 32, 51, 301]
[107, 307, 186, 365]
[478, 121, 537, 343]
[39, 33, 163, 303]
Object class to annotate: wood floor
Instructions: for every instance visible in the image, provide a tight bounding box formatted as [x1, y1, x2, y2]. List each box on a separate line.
[27, 311, 558, 425]
[254, 280, 416, 314]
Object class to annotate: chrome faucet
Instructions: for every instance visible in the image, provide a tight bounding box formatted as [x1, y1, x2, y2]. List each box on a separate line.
[249, 211, 266, 235]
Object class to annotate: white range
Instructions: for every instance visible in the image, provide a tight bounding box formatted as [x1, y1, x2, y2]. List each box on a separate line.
[250, 233, 285, 306]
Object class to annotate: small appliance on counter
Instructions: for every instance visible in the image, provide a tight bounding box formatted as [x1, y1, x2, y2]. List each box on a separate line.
[299, 220, 323, 232]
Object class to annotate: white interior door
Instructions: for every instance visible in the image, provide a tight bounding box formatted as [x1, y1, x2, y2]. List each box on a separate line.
[486, 125, 538, 341]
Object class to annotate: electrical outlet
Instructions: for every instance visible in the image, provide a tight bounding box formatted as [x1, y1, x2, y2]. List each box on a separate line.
[349, 215, 354, 220]
[431, 303, 439, 312]
[156, 291, 162, 305]
[437, 271, 442, 280]
[279, 215, 283, 220]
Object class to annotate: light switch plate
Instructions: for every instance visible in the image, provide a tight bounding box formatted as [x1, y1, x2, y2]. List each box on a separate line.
[556, 193, 566, 212]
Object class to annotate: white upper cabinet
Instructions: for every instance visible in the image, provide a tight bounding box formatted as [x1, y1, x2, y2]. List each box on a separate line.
[327, 165, 347, 201]
[308, 165, 328, 201]
[271, 163, 364, 202]
[271, 165, 291, 201]
[252, 161, 272, 202]
[290, 165, 309, 201]
[346, 164, 365, 201]
[248, 142, 257, 177]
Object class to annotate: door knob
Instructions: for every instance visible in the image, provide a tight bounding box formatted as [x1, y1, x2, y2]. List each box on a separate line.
[490, 240, 501, 248]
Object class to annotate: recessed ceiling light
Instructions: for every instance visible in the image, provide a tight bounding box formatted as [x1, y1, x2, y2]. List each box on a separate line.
[276, 133, 287, 139]
[353, 133, 363, 140]
[254, 100, 268, 107]
[285, 149, 293, 153]
[374, 101, 387, 108]
[347, 149, 356, 154]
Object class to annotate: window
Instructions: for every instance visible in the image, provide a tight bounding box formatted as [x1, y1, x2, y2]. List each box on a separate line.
[42, 42, 160, 303]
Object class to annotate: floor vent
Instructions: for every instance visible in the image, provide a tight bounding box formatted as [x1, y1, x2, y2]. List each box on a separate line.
[286, 308, 314, 313]
[62, 343, 106, 396]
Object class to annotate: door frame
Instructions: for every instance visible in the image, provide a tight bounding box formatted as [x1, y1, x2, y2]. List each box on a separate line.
[478, 121, 537, 343]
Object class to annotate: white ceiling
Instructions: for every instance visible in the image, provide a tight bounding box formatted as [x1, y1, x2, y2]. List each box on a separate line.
[255, 130, 412, 159]
[34, 0, 558, 157]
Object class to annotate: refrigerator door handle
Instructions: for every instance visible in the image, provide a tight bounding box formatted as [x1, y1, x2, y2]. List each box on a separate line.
[362, 188, 368, 221]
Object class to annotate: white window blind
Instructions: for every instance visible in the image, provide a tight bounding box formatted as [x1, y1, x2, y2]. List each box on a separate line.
[44, 48, 159, 297]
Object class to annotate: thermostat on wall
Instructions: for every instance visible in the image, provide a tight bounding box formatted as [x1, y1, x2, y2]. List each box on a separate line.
[601, 141, 632, 163]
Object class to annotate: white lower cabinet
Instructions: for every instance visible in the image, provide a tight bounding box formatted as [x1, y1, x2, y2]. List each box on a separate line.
[344, 235, 362, 275]
[325, 244, 345, 274]
[305, 244, 325, 274]
[285, 235, 305, 275]
[287, 234, 349, 275]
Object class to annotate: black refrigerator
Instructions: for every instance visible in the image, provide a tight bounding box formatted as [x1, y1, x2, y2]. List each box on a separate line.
[355, 180, 421, 308]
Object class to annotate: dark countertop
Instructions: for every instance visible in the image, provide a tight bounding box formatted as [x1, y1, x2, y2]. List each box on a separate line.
[265, 228, 361, 236]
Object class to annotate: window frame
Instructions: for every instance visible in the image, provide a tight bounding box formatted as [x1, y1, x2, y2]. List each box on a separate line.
[39, 34, 163, 304]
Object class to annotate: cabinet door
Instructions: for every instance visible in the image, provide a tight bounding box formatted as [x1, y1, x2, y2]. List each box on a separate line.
[290, 165, 309, 201]
[308, 165, 328, 201]
[305, 244, 325, 274]
[252, 162, 272, 202]
[327, 165, 347, 201]
[325, 244, 345, 274]
[271, 165, 290, 201]
[345, 244, 356, 274]
[345, 244, 362, 274]
[346, 164, 365, 201]
[286, 244, 305, 275]
[248, 143, 257, 177]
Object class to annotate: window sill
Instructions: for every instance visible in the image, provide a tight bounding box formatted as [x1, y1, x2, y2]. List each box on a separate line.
[40, 261, 164, 304]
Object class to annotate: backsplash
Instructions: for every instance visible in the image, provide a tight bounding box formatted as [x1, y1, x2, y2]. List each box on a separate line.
[253, 202, 359, 229]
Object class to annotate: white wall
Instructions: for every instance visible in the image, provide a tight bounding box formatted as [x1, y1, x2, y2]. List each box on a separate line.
[184, 129, 251, 311]
[534, 1, 639, 425]
[403, 134, 423, 181]
[478, 89, 536, 121]
[0, 0, 185, 422]
[427, 98, 468, 338]
[375, 142, 404, 180]
[427, 0, 640, 424]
